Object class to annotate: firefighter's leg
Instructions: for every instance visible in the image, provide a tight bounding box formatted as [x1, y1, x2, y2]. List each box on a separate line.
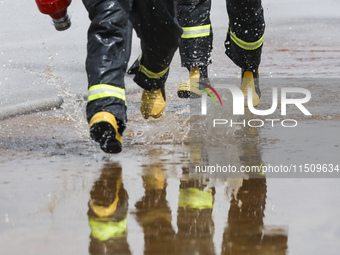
[83, 0, 133, 153]
[225, 0, 265, 107]
[176, 0, 213, 98]
[127, 0, 182, 119]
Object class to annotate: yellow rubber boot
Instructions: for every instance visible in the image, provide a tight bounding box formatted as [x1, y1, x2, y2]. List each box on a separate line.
[140, 87, 166, 119]
[240, 69, 261, 107]
[89, 112, 123, 153]
[177, 67, 202, 98]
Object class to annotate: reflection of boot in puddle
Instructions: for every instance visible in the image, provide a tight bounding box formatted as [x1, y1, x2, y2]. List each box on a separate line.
[175, 170, 216, 255]
[87, 163, 131, 255]
[237, 127, 265, 177]
[222, 178, 288, 255]
[135, 166, 175, 254]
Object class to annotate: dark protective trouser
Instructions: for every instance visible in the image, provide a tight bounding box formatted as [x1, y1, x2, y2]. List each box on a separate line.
[176, 0, 265, 71]
[176, 0, 213, 69]
[83, 0, 182, 132]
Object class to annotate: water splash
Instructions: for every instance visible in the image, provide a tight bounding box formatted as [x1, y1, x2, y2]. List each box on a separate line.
[125, 103, 190, 146]
[37, 45, 88, 139]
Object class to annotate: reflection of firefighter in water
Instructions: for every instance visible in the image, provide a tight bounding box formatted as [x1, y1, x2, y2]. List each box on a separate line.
[87, 163, 131, 255]
[135, 164, 216, 255]
[176, 167, 216, 254]
[87, 126, 288, 254]
[222, 177, 288, 254]
[191, 126, 288, 254]
[222, 127, 288, 253]
[135, 165, 176, 254]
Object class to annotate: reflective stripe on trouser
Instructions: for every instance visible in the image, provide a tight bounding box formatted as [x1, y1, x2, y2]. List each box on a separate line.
[137, 55, 169, 80]
[128, 55, 171, 91]
[228, 28, 264, 51]
[176, 0, 213, 68]
[140, 64, 169, 79]
[181, 24, 212, 39]
[225, 0, 265, 70]
[88, 84, 126, 105]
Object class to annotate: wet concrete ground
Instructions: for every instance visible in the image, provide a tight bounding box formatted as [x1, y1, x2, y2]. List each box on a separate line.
[1, 0, 340, 254]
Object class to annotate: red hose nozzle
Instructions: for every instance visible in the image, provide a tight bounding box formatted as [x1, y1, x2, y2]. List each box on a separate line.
[35, 0, 72, 31]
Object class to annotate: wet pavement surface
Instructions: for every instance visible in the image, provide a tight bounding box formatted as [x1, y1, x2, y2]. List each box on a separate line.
[1, 0, 340, 254]
[1, 82, 340, 255]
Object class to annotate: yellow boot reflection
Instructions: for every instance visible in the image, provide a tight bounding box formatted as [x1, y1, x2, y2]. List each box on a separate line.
[175, 167, 216, 255]
[135, 165, 176, 254]
[88, 163, 131, 255]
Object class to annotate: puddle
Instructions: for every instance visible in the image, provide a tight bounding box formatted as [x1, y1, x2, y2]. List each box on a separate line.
[1, 105, 339, 254]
